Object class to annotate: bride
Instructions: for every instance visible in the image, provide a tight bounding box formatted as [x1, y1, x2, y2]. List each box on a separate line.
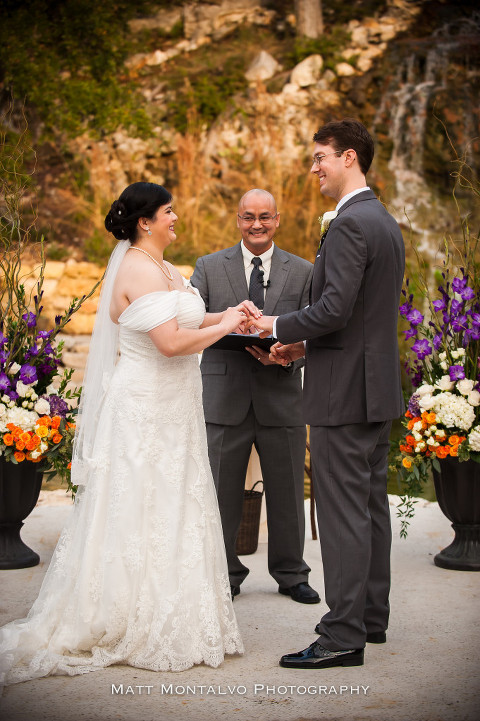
[0, 182, 256, 685]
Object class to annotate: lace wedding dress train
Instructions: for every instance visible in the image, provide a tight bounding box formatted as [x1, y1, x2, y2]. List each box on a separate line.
[0, 289, 243, 685]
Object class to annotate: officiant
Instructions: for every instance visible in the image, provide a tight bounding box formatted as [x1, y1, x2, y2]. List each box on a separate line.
[190, 189, 319, 604]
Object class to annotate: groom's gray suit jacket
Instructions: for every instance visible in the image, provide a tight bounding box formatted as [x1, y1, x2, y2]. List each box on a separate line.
[191, 242, 313, 427]
[276, 190, 405, 425]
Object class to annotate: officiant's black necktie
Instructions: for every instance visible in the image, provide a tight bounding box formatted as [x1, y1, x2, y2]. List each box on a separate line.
[249, 257, 265, 310]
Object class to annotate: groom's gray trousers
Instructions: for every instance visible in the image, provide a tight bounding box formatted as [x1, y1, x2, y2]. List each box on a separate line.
[206, 404, 310, 588]
[310, 420, 392, 651]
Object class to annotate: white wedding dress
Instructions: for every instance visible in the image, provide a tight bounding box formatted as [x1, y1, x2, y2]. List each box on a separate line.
[0, 288, 243, 685]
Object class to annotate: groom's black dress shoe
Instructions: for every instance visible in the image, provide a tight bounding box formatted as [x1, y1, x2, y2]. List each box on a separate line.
[279, 582, 320, 604]
[230, 585, 240, 600]
[314, 622, 386, 644]
[280, 641, 364, 669]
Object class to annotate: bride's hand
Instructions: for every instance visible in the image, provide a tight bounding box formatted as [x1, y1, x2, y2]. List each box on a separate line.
[220, 307, 250, 334]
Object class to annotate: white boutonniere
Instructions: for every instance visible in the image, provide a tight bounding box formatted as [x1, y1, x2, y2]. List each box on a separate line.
[319, 210, 338, 236]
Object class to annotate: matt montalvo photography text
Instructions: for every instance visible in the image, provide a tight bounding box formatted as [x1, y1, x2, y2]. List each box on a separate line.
[111, 683, 371, 696]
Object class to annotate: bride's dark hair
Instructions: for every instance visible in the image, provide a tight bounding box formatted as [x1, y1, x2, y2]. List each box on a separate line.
[104, 182, 172, 241]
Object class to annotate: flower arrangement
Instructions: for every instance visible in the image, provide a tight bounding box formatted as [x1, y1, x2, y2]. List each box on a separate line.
[0, 112, 100, 494]
[393, 166, 480, 537]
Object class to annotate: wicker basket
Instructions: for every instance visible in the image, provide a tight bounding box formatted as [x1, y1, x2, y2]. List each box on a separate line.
[235, 480, 264, 556]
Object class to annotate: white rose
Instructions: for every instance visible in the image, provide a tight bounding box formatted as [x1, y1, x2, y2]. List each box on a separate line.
[8, 362, 21, 375]
[419, 395, 436, 411]
[457, 348, 466, 357]
[16, 381, 30, 398]
[0, 403, 6, 418]
[34, 398, 51, 415]
[468, 426, 480, 451]
[467, 390, 480, 407]
[416, 384, 435, 397]
[413, 421, 423, 432]
[439, 351, 447, 361]
[413, 431, 422, 441]
[436, 375, 454, 391]
[451, 350, 460, 359]
[46, 384, 57, 395]
[1, 394, 9, 403]
[456, 379, 475, 395]
[440, 361, 448, 370]
[30, 449, 42, 459]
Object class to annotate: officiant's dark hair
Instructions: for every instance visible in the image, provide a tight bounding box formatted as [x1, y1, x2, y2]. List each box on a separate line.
[105, 182, 172, 241]
[313, 119, 374, 175]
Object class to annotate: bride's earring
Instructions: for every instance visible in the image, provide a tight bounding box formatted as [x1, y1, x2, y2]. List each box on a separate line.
[145, 226, 152, 236]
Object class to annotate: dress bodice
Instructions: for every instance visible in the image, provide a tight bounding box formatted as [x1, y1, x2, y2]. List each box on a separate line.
[117, 286, 206, 363]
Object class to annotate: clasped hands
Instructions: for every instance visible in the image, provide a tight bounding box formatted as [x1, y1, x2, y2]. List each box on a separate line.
[230, 301, 305, 367]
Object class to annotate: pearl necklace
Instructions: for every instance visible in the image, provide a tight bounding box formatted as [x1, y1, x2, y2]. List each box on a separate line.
[128, 246, 174, 282]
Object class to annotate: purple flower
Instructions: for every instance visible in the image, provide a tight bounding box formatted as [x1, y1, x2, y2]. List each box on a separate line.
[432, 299, 446, 312]
[0, 349, 8, 364]
[22, 312, 37, 329]
[399, 302, 411, 315]
[7, 390, 19, 402]
[0, 372, 11, 391]
[461, 286, 475, 301]
[0, 332, 6, 347]
[19, 364, 38, 384]
[433, 334, 443, 350]
[24, 346, 39, 361]
[407, 393, 421, 417]
[35, 330, 53, 341]
[412, 338, 432, 360]
[45, 394, 69, 418]
[451, 298, 463, 315]
[452, 276, 467, 293]
[406, 309, 424, 326]
[449, 365, 465, 381]
[452, 315, 467, 333]
[404, 327, 417, 340]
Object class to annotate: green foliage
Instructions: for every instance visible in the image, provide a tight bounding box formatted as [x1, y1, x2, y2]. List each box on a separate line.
[166, 55, 248, 133]
[84, 230, 115, 266]
[0, 0, 155, 138]
[287, 27, 352, 70]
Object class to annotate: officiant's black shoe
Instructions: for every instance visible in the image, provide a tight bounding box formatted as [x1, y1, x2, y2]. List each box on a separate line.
[314, 623, 386, 644]
[230, 585, 240, 600]
[279, 641, 364, 669]
[279, 582, 320, 604]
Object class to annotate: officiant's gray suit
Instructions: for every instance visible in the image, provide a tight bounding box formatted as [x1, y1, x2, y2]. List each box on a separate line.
[276, 190, 405, 649]
[191, 243, 313, 589]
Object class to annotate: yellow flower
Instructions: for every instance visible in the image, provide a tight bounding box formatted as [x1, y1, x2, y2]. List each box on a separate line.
[402, 457, 412, 469]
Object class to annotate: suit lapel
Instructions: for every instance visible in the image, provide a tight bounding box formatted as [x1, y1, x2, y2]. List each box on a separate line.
[263, 247, 289, 315]
[224, 243, 249, 304]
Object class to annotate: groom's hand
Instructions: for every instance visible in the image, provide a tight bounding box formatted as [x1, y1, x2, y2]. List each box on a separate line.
[269, 341, 305, 365]
[247, 315, 277, 337]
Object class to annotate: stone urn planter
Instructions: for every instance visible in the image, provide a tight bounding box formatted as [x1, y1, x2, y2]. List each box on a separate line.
[0, 457, 43, 569]
[432, 456, 480, 571]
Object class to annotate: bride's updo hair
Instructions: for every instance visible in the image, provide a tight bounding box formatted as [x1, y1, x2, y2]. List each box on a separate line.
[104, 182, 172, 241]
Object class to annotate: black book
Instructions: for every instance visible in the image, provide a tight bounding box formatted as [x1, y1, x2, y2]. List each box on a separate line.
[210, 333, 275, 352]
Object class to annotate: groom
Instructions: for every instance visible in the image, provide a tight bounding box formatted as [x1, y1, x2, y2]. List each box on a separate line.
[254, 119, 405, 668]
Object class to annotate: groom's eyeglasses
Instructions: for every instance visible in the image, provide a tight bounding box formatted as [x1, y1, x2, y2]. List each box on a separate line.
[312, 150, 344, 166]
[237, 213, 278, 225]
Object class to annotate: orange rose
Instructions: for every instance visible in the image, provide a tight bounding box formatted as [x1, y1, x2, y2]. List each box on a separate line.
[52, 433, 62, 444]
[435, 446, 450, 459]
[3, 433, 14, 446]
[25, 439, 37, 451]
[405, 410, 413, 419]
[15, 440, 26, 451]
[51, 416, 61, 429]
[450, 445, 459, 457]
[37, 416, 51, 427]
[402, 457, 412, 469]
[20, 432, 31, 443]
[14, 451, 26, 462]
[448, 435, 461, 446]
[406, 435, 416, 446]
[426, 412, 436, 424]
[31, 435, 41, 447]
[67, 462, 72, 470]
[6, 423, 15, 431]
